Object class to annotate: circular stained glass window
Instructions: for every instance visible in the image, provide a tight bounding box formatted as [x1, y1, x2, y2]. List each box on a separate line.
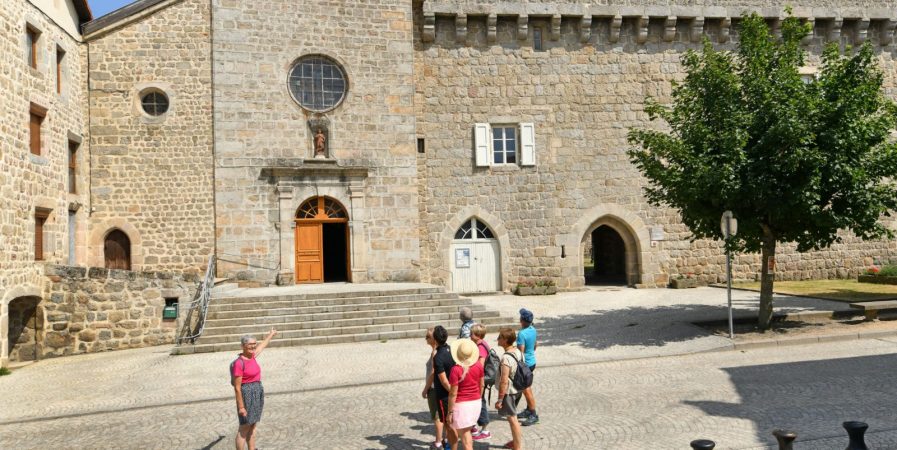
[141, 91, 169, 116]
[288, 56, 348, 112]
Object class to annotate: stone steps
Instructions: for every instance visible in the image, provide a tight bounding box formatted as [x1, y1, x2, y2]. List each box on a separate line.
[172, 319, 518, 355]
[207, 293, 466, 313]
[206, 303, 487, 327]
[172, 284, 516, 355]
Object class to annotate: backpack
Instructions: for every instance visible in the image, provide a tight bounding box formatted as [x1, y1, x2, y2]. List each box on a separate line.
[229, 356, 246, 386]
[504, 352, 533, 391]
[482, 344, 501, 388]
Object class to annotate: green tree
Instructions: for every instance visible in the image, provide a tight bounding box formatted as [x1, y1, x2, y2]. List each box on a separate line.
[628, 13, 897, 329]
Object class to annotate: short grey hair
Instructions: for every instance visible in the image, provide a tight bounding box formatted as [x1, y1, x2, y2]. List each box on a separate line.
[459, 307, 473, 322]
[240, 335, 256, 346]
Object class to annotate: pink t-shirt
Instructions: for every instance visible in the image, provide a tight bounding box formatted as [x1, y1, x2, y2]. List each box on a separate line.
[232, 355, 261, 384]
[477, 340, 489, 360]
[449, 362, 484, 402]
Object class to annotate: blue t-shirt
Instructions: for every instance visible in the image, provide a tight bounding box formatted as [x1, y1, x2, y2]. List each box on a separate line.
[516, 326, 537, 367]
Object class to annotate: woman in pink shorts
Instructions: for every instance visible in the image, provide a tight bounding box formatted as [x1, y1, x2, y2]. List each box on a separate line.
[446, 338, 485, 450]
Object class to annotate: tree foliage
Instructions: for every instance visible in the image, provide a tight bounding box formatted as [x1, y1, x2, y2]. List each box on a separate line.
[628, 13, 897, 327]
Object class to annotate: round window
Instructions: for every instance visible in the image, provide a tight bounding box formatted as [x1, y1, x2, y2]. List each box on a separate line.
[140, 91, 169, 116]
[288, 56, 348, 112]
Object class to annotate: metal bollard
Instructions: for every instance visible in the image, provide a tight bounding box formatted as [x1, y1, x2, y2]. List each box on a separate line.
[772, 429, 797, 450]
[690, 439, 715, 450]
[843, 421, 869, 450]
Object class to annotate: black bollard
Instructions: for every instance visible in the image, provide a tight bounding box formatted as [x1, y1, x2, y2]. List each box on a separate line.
[772, 429, 797, 450]
[843, 421, 869, 450]
[690, 439, 715, 450]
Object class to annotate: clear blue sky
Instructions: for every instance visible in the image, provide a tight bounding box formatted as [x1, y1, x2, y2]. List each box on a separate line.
[88, 0, 138, 18]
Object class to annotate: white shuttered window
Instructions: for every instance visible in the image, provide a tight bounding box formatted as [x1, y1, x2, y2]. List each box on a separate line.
[473, 123, 536, 167]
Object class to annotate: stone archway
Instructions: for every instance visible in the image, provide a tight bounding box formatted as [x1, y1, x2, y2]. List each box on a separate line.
[294, 196, 350, 284]
[6, 296, 42, 363]
[1, 285, 43, 367]
[89, 219, 143, 270]
[582, 219, 639, 286]
[561, 203, 656, 288]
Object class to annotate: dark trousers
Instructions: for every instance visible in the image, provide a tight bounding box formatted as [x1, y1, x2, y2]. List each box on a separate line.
[477, 392, 490, 427]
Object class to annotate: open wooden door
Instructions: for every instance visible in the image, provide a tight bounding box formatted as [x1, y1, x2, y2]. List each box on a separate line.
[295, 222, 323, 283]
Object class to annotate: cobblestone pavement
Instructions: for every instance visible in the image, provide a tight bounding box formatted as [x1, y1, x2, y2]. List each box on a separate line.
[1, 287, 888, 449]
[3, 338, 897, 449]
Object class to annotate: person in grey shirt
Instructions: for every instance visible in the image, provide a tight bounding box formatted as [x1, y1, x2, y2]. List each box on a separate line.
[458, 306, 475, 339]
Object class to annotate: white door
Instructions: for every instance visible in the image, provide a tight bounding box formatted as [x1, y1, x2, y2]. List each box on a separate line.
[450, 219, 500, 293]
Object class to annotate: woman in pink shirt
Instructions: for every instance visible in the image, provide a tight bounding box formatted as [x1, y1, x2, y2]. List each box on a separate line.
[446, 338, 485, 450]
[231, 328, 276, 450]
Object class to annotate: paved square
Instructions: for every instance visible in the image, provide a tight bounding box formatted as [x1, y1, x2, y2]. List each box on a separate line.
[2, 288, 896, 449]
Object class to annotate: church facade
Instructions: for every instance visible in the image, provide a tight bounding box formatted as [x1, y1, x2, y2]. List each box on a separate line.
[1, 0, 896, 366]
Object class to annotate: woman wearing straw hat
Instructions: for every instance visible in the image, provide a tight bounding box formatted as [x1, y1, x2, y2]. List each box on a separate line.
[446, 338, 485, 450]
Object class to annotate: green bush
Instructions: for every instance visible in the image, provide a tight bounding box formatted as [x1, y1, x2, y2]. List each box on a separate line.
[878, 265, 897, 277]
[0, 367, 10, 376]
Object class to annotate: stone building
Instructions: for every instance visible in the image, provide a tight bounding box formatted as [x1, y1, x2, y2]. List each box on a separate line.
[1, 0, 896, 367]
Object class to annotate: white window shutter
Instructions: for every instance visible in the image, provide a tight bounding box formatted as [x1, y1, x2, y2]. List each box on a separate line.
[474, 123, 490, 167]
[520, 122, 536, 166]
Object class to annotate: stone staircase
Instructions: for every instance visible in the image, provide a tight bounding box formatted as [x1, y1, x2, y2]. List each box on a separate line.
[172, 283, 517, 355]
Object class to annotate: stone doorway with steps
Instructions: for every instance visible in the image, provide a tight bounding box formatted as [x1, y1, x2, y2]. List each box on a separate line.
[294, 196, 350, 284]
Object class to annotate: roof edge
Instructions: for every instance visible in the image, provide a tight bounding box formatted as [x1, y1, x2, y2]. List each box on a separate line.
[81, 0, 177, 37]
[74, 0, 93, 24]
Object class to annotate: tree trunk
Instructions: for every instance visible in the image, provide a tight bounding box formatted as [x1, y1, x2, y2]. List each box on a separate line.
[758, 232, 777, 330]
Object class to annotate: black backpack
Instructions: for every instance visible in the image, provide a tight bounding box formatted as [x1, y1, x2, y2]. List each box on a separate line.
[504, 352, 533, 391]
[482, 345, 501, 388]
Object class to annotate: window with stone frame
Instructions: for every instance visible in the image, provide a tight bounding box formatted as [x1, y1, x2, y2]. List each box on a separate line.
[56, 46, 65, 94]
[34, 209, 50, 260]
[68, 140, 79, 193]
[288, 55, 348, 112]
[29, 103, 47, 156]
[454, 218, 496, 240]
[26, 25, 40, 69]
[473, 123, 536, 167]
[533, 27, 544, 51]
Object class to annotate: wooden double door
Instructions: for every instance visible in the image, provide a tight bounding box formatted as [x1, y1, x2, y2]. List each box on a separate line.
[294, 197, 350, 284]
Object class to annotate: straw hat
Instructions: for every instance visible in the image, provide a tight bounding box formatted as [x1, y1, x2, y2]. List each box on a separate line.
[450, 338, 479, 367]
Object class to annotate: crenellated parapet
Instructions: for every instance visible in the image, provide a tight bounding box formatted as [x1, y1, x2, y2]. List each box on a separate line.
[419, 2, 897, 47]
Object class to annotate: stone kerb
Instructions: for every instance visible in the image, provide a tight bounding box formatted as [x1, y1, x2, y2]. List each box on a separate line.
[438, 207, 511, 291]
[36, 265, 199, 360]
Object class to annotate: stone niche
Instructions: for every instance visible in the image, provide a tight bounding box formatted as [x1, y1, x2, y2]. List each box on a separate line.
[307, 117, 330, 159]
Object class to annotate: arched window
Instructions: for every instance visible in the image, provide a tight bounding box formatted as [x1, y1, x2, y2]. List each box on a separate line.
[454, 218, 495, 240]
[104, 229, 131, 270]
[296, 197, 348, 220]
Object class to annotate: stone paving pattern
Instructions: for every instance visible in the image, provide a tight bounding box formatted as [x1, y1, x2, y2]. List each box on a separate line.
[3, 288, 897, 448]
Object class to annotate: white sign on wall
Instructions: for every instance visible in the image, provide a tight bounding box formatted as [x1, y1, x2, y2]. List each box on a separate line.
[455, 248, 470, 268]
[650, 227, 665, 241]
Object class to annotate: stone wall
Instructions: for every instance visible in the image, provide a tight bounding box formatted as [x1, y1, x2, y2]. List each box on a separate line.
[84, 0, 215, 274]
[212, 0, 420, 284]
[0, 0, 89, 367]
[414, 2, 897, 290]
[36, 264, 197, 360]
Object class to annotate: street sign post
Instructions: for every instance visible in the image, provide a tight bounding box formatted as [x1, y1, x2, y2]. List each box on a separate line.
[721, 211, 737, 339]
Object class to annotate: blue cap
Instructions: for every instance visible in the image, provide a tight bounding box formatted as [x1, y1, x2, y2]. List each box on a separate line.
[519, 308, 534, 323]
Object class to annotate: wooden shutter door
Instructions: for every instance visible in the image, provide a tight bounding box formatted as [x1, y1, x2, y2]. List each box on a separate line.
[295, 222, 323, 283]
[474, 123, 490, 167]
[30, 114, 41, 155]
[104, 230, 131, 270]
[519, 122, 536, 166]
[34, 216, 45, 260]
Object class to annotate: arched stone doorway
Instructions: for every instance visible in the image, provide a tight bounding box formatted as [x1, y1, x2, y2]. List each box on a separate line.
[294, 196, 350, 283]
[579, 215, 641, 286]
[7, 296, 42, 363]
[586, 225, 628, 285]
[104, 229, 131, 270]
[450, 218, 501, 293]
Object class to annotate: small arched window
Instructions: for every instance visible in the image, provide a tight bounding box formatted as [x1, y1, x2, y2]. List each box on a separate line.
[296, 196, 348, 220]
[454, 218, 495, 240]
[104, 229, 131, 270]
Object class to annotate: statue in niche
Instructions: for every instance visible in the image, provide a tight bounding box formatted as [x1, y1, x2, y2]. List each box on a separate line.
[314, 128, 327, 159]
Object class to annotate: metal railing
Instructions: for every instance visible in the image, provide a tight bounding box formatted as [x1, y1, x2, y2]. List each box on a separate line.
[176, 254, 216, 345]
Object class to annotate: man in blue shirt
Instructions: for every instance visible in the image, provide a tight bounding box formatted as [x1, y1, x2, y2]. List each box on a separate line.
[516, 308, 539, 426]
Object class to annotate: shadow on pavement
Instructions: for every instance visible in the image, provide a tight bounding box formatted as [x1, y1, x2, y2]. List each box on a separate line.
[683, 354, 897, 447]
[197, 434, 225, 450]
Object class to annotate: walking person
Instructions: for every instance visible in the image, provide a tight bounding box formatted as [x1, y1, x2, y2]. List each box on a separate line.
[470, 324, 492, 441]
[231, 328, 277, 450]
[495, 327, 524, 450]
[516, 308, 539, 426]
[432, 325, 456, 450]
[422, 327, 446, 449]
[458, 307, 475, 338]
[446, 338, 485, 450]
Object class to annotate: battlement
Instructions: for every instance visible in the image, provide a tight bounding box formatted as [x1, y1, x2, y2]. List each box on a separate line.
[419, 2, 897, 46]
